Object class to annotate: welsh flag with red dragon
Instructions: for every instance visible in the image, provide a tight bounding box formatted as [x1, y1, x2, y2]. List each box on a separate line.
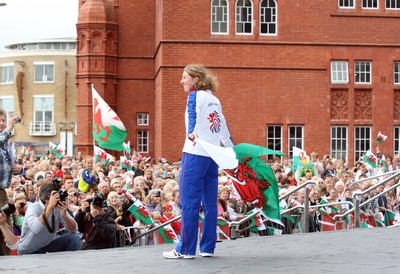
[92, 85, 128, 151]
[128, 198, 153, 225]
[195, 138, 284, 226]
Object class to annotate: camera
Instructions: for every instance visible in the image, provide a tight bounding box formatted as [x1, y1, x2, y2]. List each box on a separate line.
[52, 177, 68, 204]
[85, 195, 106, 212]
[0, 203, 16, 217]
[15, 117, 22, 123]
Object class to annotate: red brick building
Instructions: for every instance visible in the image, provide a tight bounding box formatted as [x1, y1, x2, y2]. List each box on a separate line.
[75, 0, 400, 166]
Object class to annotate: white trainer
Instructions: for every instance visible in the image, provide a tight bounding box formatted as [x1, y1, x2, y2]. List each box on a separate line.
[163, 250, 195, 259]
[163, 250, 183, 259]
[199, 252, 214, 257]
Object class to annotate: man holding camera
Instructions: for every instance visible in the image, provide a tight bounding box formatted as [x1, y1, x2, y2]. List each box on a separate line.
[17, 182, 81, 255]
[74, 196, 117, 250]
[0, 110, 23, 255]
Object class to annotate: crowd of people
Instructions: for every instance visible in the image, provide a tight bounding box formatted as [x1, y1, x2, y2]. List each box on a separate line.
[1, 144, 399, 256]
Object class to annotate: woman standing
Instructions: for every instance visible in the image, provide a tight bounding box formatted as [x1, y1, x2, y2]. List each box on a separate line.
[163, 64, 234, 259]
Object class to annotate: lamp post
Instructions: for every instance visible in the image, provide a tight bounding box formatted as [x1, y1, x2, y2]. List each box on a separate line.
[58, 121, 76, 156]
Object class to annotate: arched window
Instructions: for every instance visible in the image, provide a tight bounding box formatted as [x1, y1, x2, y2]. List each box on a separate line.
[260, 0, 277, 35]
[236, 0, 253, 34]
[211, 0, 229, 34]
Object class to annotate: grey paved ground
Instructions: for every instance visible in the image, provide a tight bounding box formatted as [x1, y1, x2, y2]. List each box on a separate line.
[0, 227, 398, 274]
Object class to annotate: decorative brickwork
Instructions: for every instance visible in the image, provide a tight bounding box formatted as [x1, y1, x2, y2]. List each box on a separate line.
[354, 90, 372, 120]
[331, 89, 348, 119]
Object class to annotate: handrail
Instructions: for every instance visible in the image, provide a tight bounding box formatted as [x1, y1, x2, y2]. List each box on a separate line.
[229, 210, 260, 240]
[352, 170, 400, 228]
[279, 180, 318, 202]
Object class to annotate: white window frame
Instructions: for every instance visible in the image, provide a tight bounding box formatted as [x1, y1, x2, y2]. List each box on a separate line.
[137, 130, 149, 153]
[211, 0, 229, 35]
[260, 0, 277, 36]
[331, 61, 349, 84]
[236, 0, 253, 35]
[137, 113, 149, 126]
[338, 0, 355, 8]
[355, 61, 372, 84]
[331, 126, 348, 163]
[267, 125, 282, 161]
[34, 62, 55, 83]
[0, 96, 14, 119]
[288, 125, 304, 159]
[354, 126, 371, 162]
[386, 0, 400, 9]
[394, 127, 400, 157]
[33, 95, 54, 133]
[0, 63, 15, 84]
[362, 0, 379, 9]
[394, 62, 400, 84]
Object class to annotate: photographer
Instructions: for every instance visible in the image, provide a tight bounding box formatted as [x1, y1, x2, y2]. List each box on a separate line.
[0, 111, 23, 255]
[17, 182, 81, 255]
[74, 195, 117, 250]
[0, 212, 19, 251]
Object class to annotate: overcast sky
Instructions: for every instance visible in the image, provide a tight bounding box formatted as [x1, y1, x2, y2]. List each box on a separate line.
[0, 0, 78, 51]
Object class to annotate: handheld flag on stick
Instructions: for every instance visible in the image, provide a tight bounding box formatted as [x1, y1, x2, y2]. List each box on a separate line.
[120, 156, 133, 171]
[93, 145, 113, 166]
[92, 85, 128, 151]
[128, 198, 153, 225]
[49, 142, 64, 159]
[363, 150, 377, 168]
[376, 132, 387, 145]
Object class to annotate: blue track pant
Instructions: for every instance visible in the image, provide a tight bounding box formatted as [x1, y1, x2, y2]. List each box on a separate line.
[176, 152, 218, 255]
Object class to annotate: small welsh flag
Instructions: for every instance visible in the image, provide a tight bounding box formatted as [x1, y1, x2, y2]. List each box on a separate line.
[157, 224, 179, 244]
[49, 142, 64, 159]
[363, 150, 377, 168]
[94, 145, 113, 166]
[123, 141, 131, 156]
[120, 156, 133, 171]
[128, 199, 153, 225]
[246, 208, 267, 232]
[376, 132, 387, 145]
[384, 210, 397, 226]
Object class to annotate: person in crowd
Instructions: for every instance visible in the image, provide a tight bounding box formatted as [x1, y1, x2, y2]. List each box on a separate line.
[310, 152, 324, 178]
[75, 198, 117, 250]
[78, 156, 99, 193]
[52, 159, 64, 179]
[161, 203, 180, 235]
[145, 189, 163, 216]
[321, 160, 335, 180]
[0, 212, 19, 252]
[163, 65, 234, 259]
[11, 193, 28, 236]
[61, 174, 75, 192]
[0, 111, 23, 255]
[17, 182, 81, 255]
[106, 191, 134, 247]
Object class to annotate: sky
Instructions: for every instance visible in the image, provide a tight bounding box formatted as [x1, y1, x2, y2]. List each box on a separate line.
[0, 0, 79, 51]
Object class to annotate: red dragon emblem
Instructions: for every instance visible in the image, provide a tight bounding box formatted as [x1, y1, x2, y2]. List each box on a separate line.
[163, 228, 176, 241]
[225, 158, 270, 209]
[368, 155, 376, 164]
[93, 98, 111, 142]
[137, 205, 150, 219]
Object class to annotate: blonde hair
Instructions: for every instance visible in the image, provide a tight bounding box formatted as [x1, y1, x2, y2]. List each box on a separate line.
[184, 64, 219, 92]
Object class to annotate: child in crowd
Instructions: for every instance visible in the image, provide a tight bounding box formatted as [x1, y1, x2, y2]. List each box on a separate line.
[78, 156, 99, 193]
